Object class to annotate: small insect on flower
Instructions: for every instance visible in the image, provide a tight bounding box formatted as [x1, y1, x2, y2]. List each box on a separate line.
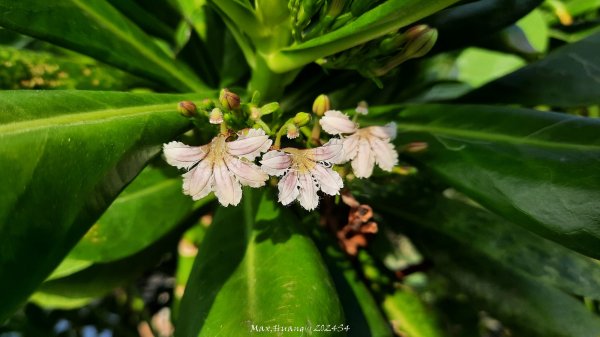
[163, 129, 272, 206]
[260, 139, 344, 211]
[320, 110, 398, 178]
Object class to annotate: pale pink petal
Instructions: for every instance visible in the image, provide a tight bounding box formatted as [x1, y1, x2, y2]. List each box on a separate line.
[319, 110, 358, 135]
[225, 156, 268, 188]
[306, 138, 343, 163]
[352, 138, 375, 178]
[341, 134, 359, 163]
[213, 161, 242, 206]
[278, 171, 299, 205]
[163, 141, 208, 170]
[311, 164, 343, 196]
[260, 151, 292, 176]
[297, 173, 319, 210]
[368, 137, 398, 172]
[368, 122, 397, 140]
[227, 128, 272, 160]
[182, 160, 213, 200]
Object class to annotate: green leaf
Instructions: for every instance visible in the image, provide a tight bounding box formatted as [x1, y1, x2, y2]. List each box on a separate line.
[455, 48, 525, 88]
[381, 194, 600, 300]
[373, 103, 600, 258]
[382, 288, 444, 337]
[31, 222, 182, 310]
[461, 31, 600, 107]
[68, 165, 213, 262]
[0, 47, 148, 90]
[0, 0, 208, 92]
[0, 90, 211, 320]
[176, 189, 344, 337]
[397, 220, 600, 337]
[45, 258, 93, 281]
[267, 0, 461, 72]
[306, 216, 393, 337]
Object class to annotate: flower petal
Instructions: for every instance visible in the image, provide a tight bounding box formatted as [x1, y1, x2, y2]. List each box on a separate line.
[351, 138, 375, 178]
[368, 137, 398, 172]
[260, 150, 292, 176]
[213, 161, 242, 206]
[297, 173, 319, 210]
[228, 128, 272, 160]
[278, 170, 299, 205]
[225, 155, 269, 188]
[319, 110, 358, 135]
[341, 134, 359, 163]
[163, 141, 207, 170]
[311, 164, 343, 196]
[306, 138, 343, 163]
[368, 122, 397, 140]
[182, 159, 213, 200]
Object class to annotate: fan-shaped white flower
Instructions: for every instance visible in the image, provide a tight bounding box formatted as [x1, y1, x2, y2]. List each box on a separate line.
[163, 128, 272, 206]
[320, 110, 398, 178]
[260, 140, 344, 210]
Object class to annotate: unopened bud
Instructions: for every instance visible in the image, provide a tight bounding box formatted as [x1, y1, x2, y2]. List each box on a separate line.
[379, 33, 406, 54]
[403, 25, 437, 59]
[286, 124, 300, 139]
[293, 112, 311, 127]
[405, 142, 428, 153]
[250, 106, 261, 120]
[209, 108, 224, 124]
[219, 88, 240, 110]
[177, 101, 197, 117]
[260, 102, 279, 116]
[355, 101, 368, 115]
[312, 94, 330, 116]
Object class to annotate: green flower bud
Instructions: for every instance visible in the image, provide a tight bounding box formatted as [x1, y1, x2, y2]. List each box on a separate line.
[177, 101, 197, 117]
[403, 25, 438, 59]
[293, 112, 311, 126]
[405, 142, 428, 153]
[199, 98, 214, 112]
[219, 88, 240, 110]
[260, 102, 280, 116]
[312, 94, 330, 116]
[250, 106, 262, 120]
[286, 123, 300, 139]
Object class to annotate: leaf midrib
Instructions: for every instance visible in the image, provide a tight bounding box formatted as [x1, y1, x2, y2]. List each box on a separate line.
[0, 103, 179, 136]
[398, 123, 600, 152]
[70, 0, 204, 91]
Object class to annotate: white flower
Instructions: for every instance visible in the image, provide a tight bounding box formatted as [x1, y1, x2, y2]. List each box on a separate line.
[209, 108, 223, 124]
[320, 111, 398, 178]
[355, 101, 368, 115]
[260, 140, 344, 210]
[163, 128, 272, 206]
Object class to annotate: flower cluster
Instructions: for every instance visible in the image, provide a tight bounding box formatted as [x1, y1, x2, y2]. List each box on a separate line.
[163, 91, 399, 210]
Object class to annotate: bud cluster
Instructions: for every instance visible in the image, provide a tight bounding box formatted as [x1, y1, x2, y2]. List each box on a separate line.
[288, 0, 382, 42]
[317, 24, 438, 82]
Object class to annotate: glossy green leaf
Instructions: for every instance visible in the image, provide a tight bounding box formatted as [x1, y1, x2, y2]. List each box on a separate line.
[461, 31, 600, 107]
[267, 0, 461, 72]
[45, 258, 93, 281]
[0, 47, 147, 90]
[305, 216, 393, 337]
[0, 0, 207, 92]
[31, 223, 182, 310]
[455, 48, 525, 88]
[399, 223, 600, 337]
[381, 195, 600, 300]
[0, 90, 211, 320]
[372, 104, 600, 258]
[177, 189, 344, 337]
[68, 165, 213, 262]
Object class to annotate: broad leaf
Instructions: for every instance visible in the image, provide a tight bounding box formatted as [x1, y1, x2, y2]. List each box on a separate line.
[401, 223, 600, 337]
[31, 222, 182, 310]
[372, 104, 600, 258]
[267, 0, 461, 72]
[461, 31, 600, 107]
[0, 90, 210, 320]
[380, 195, 600, 300]
[382, 289, 444, 337]
[0, 0, 208, 92]
[176, 189, 344, 337]
[68, 165, 213, 262]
